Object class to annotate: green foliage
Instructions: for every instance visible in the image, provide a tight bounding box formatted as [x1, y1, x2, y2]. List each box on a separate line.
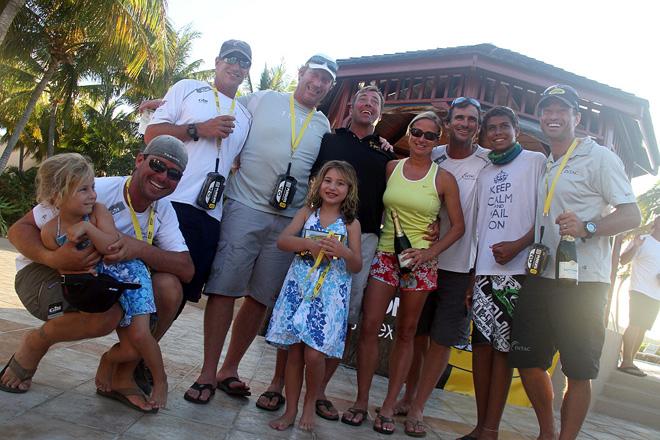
[0, 166, 37, 235]
[257, 60, 297, 92]
[637, 181, 659, 223]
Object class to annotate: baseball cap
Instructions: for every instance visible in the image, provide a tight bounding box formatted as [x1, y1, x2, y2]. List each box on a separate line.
[143, 135, 188, 170]
[537, 84, 580, 111]
[306, 53, 338, 80]
[218, 39, 252, 62]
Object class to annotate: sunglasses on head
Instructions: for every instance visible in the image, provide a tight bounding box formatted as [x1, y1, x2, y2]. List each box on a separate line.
[307, 55, 338, 74]
[451, 96, 481, 110]
[148, 157, 183, 181]
[409, 127, 440, 141]
[222, 56, 251, 69]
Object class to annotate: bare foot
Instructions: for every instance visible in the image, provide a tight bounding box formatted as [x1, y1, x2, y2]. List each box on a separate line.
[111, 370, 154, 411]
[269, 412, 297, 431]
[95, 353, 114, 392]
[298, 407, 316, 432]
[149, 380, 169, 409]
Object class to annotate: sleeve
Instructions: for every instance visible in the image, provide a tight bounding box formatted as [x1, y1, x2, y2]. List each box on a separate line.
[153, 201, 189, 252]
[596, 149, 636, 207]
[148, 80, 189, 126]
[32, 203, 57, 229]
[310, 134, 330, 177]
[238, 90, 268, 115]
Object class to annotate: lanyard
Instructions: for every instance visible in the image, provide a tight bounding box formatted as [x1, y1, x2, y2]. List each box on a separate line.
[289, 94, 315, 157]
[211, 86, 237, 172]
[124, 177, 155, 245]
[305, 231, 336, 298]
[543, 138, 579, 216]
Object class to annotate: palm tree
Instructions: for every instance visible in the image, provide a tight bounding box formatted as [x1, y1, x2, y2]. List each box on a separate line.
[257, 59, 297, 92]
[0, 0, 26, 46]
[0, 0, 169, 172]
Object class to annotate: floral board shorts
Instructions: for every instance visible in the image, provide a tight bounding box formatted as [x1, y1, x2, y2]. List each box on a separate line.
[369, 251, 437, 292]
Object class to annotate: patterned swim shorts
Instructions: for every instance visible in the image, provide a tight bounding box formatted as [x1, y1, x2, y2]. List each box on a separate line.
[369, 251, 437, 292]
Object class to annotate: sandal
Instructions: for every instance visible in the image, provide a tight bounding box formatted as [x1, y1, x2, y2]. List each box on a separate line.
[404, 418, 427, 438]
[183, 382, 216, 404]
[96, 387, 158, 413]
[341, 407, 368, 426]
[373, 414, 396, 435]
[617, 365, 647, 377]
[217, 376, 251, 397]
[0, 354, 36, 394]
[315, 399, 339, 421]
[255, 390, 285, 411]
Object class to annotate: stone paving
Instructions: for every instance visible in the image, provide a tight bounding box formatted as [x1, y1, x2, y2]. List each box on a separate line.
[1, 237, 659, 439]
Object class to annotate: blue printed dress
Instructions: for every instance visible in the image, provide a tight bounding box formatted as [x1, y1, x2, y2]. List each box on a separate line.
[56, 216, 155, 327]
[266, 210, 352, 358]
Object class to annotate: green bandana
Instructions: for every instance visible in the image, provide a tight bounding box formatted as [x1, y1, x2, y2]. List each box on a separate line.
[488, 142, 522, 165]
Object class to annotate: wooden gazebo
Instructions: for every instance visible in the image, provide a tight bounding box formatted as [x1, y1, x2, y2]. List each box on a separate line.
[320, 43, 659, 178]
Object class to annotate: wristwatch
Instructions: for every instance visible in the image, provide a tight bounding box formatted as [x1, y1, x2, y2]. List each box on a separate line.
[187, 123, 199, 141]
[583, 221, 597, 239]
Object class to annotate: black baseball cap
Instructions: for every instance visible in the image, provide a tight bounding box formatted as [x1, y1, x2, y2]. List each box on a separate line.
[219, 39, 252, 62]
[537, 84, 580, 111]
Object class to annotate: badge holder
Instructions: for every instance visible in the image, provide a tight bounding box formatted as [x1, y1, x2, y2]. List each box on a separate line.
[270, 162, 297, 210]
[526, 225, 550, 276]
[196, 147, 225, 210]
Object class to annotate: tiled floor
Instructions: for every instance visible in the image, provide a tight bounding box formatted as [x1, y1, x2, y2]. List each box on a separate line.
[1, 238, 658, 439]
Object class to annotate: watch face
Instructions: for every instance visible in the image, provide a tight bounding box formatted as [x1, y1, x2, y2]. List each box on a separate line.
[586, 222, 597, 234]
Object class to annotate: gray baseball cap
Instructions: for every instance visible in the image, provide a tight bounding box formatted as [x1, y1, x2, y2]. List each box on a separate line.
[218, 39, 252, 62]
[143, 135, 188, 170]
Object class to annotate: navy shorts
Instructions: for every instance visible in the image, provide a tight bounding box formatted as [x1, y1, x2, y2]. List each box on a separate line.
[416, 269, 472, 346]
[508, 277, 608, 380]
[172, 202, 220, 302]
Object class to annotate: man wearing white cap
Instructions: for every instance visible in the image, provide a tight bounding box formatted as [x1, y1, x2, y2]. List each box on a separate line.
[181, 54, 337, 404]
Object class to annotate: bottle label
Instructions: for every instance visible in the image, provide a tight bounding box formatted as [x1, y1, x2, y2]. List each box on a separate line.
[558, 260, 578, 280]
[398, 255, 413, 269]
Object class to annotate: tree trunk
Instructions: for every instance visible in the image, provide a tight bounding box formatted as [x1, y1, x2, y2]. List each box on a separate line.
[0, 59, 59, 173]
[18, 143, 24, 172]
[0, 0, 26, 46]
[47, 99, 58, 157]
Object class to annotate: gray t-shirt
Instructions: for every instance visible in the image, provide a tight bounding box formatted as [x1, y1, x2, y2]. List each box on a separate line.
[536, 137, 636, 282]
[225, 91, 330, 217]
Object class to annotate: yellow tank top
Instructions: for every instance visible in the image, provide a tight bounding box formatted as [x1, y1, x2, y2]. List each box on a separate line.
[378, 159, 441, 252]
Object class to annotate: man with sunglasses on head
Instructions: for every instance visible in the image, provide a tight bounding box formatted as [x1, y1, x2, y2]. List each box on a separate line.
[393, 97, 490, 433]
[509, 85, 640, 440]
[3, 135, 194, 412]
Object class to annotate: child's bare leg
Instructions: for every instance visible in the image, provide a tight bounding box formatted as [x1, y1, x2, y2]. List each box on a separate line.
[122, 315, 168, 408]
[299, 345, 326, 431]
[270, 343, 304, 431]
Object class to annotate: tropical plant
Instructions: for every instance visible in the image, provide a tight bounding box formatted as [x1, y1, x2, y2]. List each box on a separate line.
[256, 59, 297, 92]
[0, 0, 26, 46]
[0, 0, 170, 172]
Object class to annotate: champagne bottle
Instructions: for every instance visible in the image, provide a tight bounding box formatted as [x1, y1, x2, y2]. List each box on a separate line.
[391, 209, 412, 273]
[556, 233, 578, 284]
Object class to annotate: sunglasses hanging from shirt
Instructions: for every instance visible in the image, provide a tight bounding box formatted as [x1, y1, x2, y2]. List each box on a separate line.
[196, 86, 236, 210]
[270, 94, 315, 210]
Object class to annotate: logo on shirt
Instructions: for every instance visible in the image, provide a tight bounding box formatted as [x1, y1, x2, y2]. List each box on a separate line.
[493, 170, 508, 184]
[461, 172, 477, 181]
[434, 154, 448, 165]
[198, 98, 208, 104]
[108, 202, 126, 216]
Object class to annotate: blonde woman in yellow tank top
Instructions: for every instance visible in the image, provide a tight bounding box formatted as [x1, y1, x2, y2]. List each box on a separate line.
[342, 112, 465, 435]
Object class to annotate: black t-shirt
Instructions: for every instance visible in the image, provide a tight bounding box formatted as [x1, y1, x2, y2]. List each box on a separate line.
[310, 128, 395, 235]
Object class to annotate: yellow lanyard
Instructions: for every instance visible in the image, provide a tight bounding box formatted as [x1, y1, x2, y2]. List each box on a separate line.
[305, 231, 336, 298]
[211, 85, 237, 151]
[543, 138, 579, 216]
[289, 94, 315, 156]
[124, 177, 155, 245]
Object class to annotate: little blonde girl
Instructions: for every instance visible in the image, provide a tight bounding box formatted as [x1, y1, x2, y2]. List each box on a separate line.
[37, 153, 167, 411]
[266, 160, 362, 431]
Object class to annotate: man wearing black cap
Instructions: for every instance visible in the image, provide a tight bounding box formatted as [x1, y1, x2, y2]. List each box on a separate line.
[508, 84, 640, 439]
[2, 135, 194, 412]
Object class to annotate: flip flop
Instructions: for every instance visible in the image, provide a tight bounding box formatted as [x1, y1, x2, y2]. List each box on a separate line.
[315, 399, 339, 421]
[256, 390, 286, 411]
[341, 407, 368, 426]
[217, 376, 251, 397]
[617, 365, 647, 377]
[376, 405, 409, 416]
[0, 354, 36, 394]
[183, 382, 216, 404]
[96, 387, 158, 413]
[456, 436, 478, 440]
[373, 414, 396, 435]
[404, 418, 427, 438]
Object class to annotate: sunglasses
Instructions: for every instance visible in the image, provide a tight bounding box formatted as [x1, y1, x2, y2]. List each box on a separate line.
[307, 55, 338, 74]
[409, 127, 440, 141]
[222, 56, 251, 69]
[451, 96, 482, 110]
[148, 157, 183, 181]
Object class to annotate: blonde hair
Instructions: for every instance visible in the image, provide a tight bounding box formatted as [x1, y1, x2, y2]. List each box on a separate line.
[307, 160, 359, 223]
[36, 153, 95, 207]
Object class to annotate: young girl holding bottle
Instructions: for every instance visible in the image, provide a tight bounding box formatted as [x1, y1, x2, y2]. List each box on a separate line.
[266, 160, 362, 431]
[38, 153, 167, 411]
